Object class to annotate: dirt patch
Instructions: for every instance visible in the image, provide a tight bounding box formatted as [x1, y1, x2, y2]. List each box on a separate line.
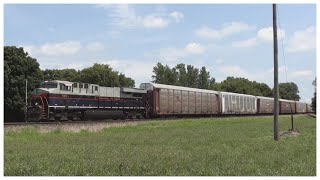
[4, 121, 150, 133]
[280, 130, 300, 138]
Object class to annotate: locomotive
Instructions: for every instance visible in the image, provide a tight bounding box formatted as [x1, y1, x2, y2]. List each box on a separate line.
[27, 80, 314, 121]
[27, 80, 147, 121]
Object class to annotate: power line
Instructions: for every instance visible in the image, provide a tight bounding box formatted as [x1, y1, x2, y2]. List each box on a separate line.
[277, 6, 295, 131]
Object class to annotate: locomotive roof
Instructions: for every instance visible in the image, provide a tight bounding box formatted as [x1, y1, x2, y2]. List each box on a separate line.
[45, 80, 98, 86]
[144, 83, 219, 94]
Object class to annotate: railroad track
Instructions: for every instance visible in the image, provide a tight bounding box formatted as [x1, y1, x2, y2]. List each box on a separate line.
[4, 119, 152, 126]
[4, 114, 312, 127]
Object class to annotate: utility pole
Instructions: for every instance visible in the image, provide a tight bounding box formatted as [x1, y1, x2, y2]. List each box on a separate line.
[273, 4, 279, 141]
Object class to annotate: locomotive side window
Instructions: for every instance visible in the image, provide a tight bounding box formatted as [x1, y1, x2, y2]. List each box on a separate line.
[79, 83, 83, 88]
[60, 83, 65, 90]
[84, 84, 89, 89]
[73, 83, 78, 88]
[95, 86, 98, 91]
[59, 83, 71, 91]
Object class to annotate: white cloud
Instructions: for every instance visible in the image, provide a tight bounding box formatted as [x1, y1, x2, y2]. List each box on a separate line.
[158, 48, 186, 62]
[195, 22, 255, 39]
[267, 66, 288, 74]
[217, 65, 251, 79]
[185, 42, 206, 54]
[232, 38, 257, 48]
[142, 16, 169, 28]
[98, 4, 183, 29]
[102, 60, 156, 86]
[22, 41, 82, 56]
[287, 26, 316, 53]
[232, 27, 285, 48]
[215, 59, 224, 64]
[158, 42, 206, 61]
[290, 70, 313, 78]
[86, 42, 105, 52]
[169, 11, 184, 22]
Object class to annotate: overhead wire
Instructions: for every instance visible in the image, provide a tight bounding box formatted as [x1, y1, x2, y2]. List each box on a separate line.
[277, 6, 295, 131]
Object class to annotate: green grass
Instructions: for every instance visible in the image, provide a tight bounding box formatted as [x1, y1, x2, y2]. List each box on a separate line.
[4, 115, 316, 176]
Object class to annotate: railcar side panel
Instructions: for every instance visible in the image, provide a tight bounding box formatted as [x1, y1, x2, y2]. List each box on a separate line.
[181, 91, 189, 114]
[221, 93, 257, 114]
[258, 98, 274, 114]
[196, 92, 202, 114]
[201, 93, 208, 113]
[159, 89, 168, 113]
[279, 100, 296, 114]
[174, 90, 182, 113]
[207, 94, 214, 114]
[168, 89, 174, 114]
[188, 92, 196, 114]
[296, 102, 307, 113]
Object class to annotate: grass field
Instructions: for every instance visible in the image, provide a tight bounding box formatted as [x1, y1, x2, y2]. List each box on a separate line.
[4, 115, 316, 176]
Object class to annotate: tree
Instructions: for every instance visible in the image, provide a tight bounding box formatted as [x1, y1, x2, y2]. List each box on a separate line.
[152, 63, 178, 85]
[253, 82, 273, 97]
[198, 66, 210, 89]
[175, 63, 188, 86]
[217, 77, 273, 96]
[42, 69, 80, 82]
[119, 73, 135, 88]
[152, 62, 166, 84]
[4, 46, 43, 121]
[312, 77, 316, 113]
[277, 82, 300, 100]
[186, 65, 199, 88]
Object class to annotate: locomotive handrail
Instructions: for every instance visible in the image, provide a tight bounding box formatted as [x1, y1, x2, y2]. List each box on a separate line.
[43, 97, 49, 118]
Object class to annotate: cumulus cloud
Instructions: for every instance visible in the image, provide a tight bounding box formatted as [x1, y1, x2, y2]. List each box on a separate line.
[142, 16, 169, 28]
[86, 42, 105, 52]
[185, 42, 206, 54]
[158, 42, 206, 61]
[98, 4, 183, 29]
[22, 41, 82, 56]
[101, 60, 156, 86]
[287, 26, 316, 53]
[232, 27, 285, 48]
[217, 65, 251, 79]
[195, 22, 255, 39]
[290, 70, 313, 78]
[169, 11, 184, 22]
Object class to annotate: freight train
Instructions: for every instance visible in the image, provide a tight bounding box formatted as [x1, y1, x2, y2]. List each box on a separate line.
[26, 80, 314, 121]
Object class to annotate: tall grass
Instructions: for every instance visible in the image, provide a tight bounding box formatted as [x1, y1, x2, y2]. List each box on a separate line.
[4, 115, 316, 176]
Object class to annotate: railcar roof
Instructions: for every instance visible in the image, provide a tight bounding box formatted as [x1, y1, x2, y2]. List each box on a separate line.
[220, 91, 257, 98]
[147, 83, 219, 94]
[279, 99, 295, 103]
[256, 96, 273, 99]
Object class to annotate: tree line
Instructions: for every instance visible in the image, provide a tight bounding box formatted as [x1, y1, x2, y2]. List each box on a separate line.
[4, 46, 315, 121]
[4, 46, 134, 121]
[152, 62, 301, 100]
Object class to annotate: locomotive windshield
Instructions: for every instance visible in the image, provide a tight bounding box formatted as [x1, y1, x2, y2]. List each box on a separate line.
[40, 81, 58, 89]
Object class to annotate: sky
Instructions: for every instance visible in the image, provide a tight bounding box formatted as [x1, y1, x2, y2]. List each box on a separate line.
[4, 4, 316, 103]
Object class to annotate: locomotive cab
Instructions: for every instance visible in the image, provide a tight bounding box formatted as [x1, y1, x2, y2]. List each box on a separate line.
[27, 81, 58, 121]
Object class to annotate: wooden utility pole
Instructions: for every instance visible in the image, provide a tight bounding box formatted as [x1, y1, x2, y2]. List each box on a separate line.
[273, 4, 279, 141]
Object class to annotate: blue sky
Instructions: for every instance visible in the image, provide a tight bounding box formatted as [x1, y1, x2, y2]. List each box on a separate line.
[4, 4, 316, 102]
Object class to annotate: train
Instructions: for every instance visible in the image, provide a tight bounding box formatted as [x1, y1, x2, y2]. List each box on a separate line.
[26, 80, 314, 121]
